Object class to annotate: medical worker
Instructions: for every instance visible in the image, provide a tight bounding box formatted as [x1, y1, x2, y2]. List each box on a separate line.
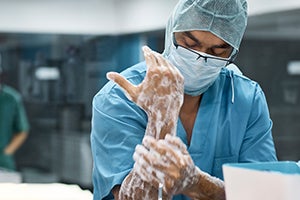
[0, 66, 29, 171]
[91, 0, 277, 199]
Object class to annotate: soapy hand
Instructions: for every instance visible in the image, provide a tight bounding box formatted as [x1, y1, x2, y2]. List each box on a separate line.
[107, 46, 184, 139]
[133, 135, 226, 200]
[107, 46, 184, 199]
[133, 134, 199, 195]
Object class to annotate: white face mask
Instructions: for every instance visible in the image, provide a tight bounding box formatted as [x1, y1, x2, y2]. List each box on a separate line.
[166, 43, 229, 96]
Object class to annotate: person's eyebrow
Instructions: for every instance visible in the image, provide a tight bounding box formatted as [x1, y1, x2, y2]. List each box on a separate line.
[212, 43, 232, 49]
[183, 32, 201, 46]
[183, 31, 231, 49]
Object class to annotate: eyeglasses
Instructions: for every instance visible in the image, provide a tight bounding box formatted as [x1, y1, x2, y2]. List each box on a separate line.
[173, 40, 235, 68]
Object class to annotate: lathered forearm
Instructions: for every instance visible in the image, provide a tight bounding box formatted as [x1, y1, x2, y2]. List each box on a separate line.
[119, 115, 175, 200]
[108, 47, 184, 200]
[145, 114, 178, 139]
[182, 167, 226, 200]
[118, 171, 172, 200]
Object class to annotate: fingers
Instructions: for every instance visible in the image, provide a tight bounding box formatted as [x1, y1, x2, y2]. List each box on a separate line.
[143, 46, 169, 69]
[151, 51, 169, 70]
[164, 135, 194, 167]
[142, 46, 158, 69]
[133, 142, 171, 174]
[165, 134, 188, 155]
[142, 46, 181, 77]
[140, 136, 183, 175]
[136, 135, 186, 160]
[133, 144, 161, 186]
[133, 144, 175, 194]
[106, 72, 137, 101]
[133, 135, 194, 194]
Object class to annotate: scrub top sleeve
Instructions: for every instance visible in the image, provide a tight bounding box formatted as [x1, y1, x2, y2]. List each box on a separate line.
[239, 85, 277, 163]
[91, 92, 147, 199]
[13, 95, 29, 134]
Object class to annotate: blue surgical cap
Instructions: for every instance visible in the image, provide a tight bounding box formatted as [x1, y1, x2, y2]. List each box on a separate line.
[164, 0, 248, 55]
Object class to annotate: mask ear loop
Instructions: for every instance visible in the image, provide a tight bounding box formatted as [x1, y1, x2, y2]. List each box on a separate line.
[230, 71, 235, 104]
[227, 48, 238, 104]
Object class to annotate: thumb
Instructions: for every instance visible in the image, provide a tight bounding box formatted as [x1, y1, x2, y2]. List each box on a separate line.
[107, 72, 137, 101]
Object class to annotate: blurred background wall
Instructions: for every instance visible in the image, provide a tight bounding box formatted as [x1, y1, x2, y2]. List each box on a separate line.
[0, 0, 299, 191]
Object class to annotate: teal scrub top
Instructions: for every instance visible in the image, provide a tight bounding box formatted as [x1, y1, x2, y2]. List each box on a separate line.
[90, 62, 277, 200]
[0, 85, 29, 170]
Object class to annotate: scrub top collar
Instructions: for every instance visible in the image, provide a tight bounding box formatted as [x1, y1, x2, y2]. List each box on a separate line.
[177, 67, 239, 152]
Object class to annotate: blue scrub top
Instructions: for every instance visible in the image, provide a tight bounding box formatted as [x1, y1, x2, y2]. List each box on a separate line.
[90, 61, 277, 200]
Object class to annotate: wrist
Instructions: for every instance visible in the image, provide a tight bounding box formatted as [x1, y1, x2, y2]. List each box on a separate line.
[182, 167, 226, 200]
[181, 166, 202, 197]
[146, 117, 177, 139]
